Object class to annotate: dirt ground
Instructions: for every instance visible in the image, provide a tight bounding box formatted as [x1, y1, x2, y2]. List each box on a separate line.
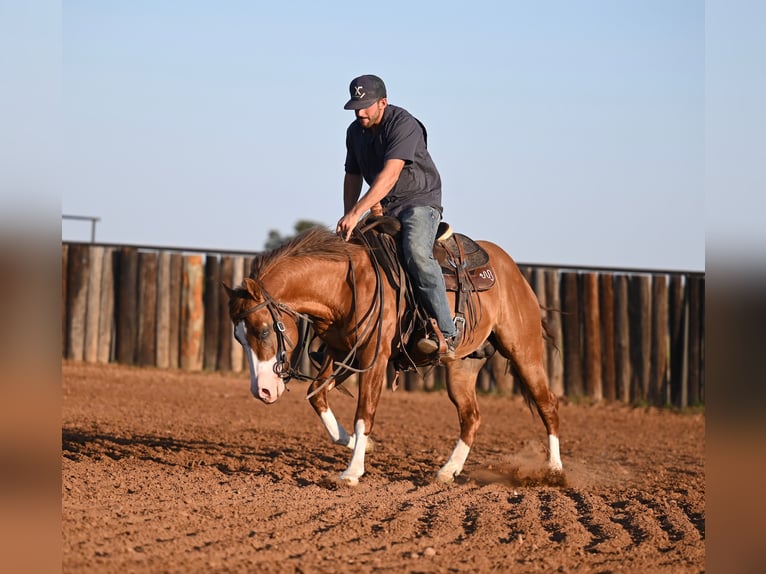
[62, 361, 705, 573]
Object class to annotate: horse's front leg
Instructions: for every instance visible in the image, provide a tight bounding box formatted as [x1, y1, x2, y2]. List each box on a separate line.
[437, 357, 486, 483]
[339, 361, 388, 486]
[307, 365, 355, 450]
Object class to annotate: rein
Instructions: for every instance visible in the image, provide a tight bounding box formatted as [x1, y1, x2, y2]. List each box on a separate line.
[304, 232, 387, 399]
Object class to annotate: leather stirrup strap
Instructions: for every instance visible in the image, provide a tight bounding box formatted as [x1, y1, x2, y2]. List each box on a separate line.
[428, 318, 449, 353]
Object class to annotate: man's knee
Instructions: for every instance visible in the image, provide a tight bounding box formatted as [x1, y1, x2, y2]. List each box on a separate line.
[407, 246, 433, 269]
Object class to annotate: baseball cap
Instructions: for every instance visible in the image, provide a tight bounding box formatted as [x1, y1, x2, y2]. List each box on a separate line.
[343, 75, 387, 110]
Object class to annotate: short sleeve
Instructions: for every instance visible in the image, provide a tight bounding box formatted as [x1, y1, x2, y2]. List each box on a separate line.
[383, 112, 421, 164]
[344, 125, 361, 174]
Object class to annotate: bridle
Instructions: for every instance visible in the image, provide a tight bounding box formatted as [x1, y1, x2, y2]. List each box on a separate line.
[232, 278, 313, 382]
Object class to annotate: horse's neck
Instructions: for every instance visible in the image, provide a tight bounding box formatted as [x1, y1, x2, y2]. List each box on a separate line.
[265, 260, 355, 320]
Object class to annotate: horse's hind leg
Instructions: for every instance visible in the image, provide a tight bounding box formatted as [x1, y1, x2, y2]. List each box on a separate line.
[512, 358, 563, 472]
[437, 357, 486, 483]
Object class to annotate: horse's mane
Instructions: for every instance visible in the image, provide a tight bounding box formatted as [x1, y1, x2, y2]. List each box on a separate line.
[250, 227, 363, 280]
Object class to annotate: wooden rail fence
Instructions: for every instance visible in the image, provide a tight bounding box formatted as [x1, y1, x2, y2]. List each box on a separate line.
[62, 242, 704, 407]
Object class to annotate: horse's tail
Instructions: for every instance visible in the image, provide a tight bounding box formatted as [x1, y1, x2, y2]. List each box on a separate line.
[517, 374, 536, 417]
[515, 354, 560, 424]
[540, 306, 562, 357]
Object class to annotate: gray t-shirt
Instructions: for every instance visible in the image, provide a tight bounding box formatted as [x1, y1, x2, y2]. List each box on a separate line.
[345, 104, 443, 217]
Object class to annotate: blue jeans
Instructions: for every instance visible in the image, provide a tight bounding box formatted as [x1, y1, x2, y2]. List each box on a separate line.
[398, 206, 457, 339]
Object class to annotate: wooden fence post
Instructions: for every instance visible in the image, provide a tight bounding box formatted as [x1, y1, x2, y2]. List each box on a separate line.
[629, 275, 652, 403]
[405, 369, 424, 392]
[614, 274, 631, 403]
[83, 245, 104, 363]
[115, 247, 138, 365]
[168, 253, 183, 369]
[217, 256, 233, 371]
[423, 367, 437, 391]
[230, 256, 245, 372]
[156, 251, 171, 369]
[96, 248, 115, 364]
[137, 252, 158, 367]
[545, 269, 564, 397]
[181, 255, 204, 371]
[687, 276, 704, 405]
[650, 275, 669, 405]
[203, 255, 220, 370]
[668, 274, 687, 407]
[599, 274, 617, 401]
[561, 272, 583, 397]
[583, 272, 602, 401]
[65, 244, 89, 361]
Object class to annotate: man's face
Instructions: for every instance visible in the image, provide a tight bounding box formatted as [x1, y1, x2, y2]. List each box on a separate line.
[355, 98, 386, 129]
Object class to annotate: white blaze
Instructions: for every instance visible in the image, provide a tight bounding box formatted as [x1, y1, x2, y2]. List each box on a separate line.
[234, 321, 284, 404]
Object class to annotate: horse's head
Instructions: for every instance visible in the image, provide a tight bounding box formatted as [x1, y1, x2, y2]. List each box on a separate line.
[224, 277, 298, 404]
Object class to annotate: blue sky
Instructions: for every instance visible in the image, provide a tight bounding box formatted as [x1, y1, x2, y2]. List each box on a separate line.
[13, 1, 760, 272]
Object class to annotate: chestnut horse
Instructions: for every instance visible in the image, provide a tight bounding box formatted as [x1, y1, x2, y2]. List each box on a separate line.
[225, 227, 562, 486]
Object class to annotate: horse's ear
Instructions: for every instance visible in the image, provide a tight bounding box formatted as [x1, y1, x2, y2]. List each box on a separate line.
[221, 282, 235, 299]
[242, 277, 261, 299]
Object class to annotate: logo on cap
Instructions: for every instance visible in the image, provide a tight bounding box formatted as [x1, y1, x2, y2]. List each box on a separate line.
[344, 75, 386, 110]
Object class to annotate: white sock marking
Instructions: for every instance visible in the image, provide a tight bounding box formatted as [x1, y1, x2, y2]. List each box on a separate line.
[437, 438, 471, 481]
[548, 434, 563, 471]
[340, 420, 367, 485]
[320, 409, 353, 448]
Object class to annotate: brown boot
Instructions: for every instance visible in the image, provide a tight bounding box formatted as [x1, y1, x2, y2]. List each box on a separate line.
[417, 334, 439, 354]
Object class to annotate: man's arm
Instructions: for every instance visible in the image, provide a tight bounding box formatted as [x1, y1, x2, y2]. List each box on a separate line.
[343, 172, 363, 213]
[337, 159, 405, 240]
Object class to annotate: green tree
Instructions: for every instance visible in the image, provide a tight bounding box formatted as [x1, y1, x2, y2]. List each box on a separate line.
[264, 219, 327, 250]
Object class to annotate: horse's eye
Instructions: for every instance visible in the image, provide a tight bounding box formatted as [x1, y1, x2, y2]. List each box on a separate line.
[259, 327, 270, 340]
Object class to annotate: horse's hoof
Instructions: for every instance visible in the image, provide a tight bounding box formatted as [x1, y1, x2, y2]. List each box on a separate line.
[545, 465, 566, 486]
[435, 469, 456, 484]
[338, 474, 359, 487]
[365, 438, 375, 453]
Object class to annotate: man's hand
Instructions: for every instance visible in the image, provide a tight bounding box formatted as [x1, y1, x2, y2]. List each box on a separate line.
[336, 212, 359, 242]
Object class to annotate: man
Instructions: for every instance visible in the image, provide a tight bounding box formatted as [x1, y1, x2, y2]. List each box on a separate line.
[336, 74, 457, 359]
